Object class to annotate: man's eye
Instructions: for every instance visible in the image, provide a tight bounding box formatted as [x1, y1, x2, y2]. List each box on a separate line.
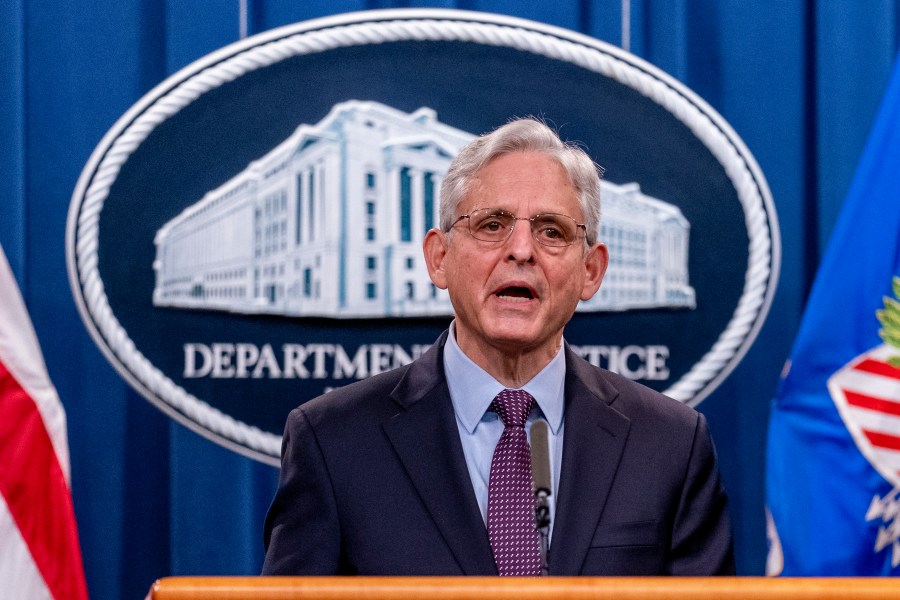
[478, 219, 505, 232]
[539, 226, 564, 239]
[535, 219, 567, 240]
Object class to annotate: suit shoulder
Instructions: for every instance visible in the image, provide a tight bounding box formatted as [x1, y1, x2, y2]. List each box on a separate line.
[288, 364, 411, 427]
[571, 353, 701, 427]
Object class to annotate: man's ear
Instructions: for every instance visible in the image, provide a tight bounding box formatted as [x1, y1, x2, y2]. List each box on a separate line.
[580, 242, 609, 301]
[423, 229, 450, 289]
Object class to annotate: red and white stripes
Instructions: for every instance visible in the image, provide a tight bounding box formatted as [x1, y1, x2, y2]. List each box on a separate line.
[0, 245, 88, 600]
[829, 344, 900, 486]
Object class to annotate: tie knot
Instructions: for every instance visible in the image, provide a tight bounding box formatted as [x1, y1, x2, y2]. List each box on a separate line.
[491, 389, 535, 429]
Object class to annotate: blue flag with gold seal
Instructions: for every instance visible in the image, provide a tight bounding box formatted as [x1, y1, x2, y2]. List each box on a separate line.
[766, 52, 900, 575]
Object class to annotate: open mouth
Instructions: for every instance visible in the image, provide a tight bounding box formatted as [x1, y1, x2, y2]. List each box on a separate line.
[495, 286, 535, 301]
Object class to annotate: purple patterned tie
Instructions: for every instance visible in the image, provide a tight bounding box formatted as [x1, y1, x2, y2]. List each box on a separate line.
[487, 389, 541, 576]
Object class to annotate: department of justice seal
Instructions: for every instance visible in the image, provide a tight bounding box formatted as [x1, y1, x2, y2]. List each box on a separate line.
[67, 9, 780, 464]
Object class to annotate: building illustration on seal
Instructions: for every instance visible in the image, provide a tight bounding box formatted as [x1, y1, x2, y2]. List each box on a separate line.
[152, 100, 695, 318]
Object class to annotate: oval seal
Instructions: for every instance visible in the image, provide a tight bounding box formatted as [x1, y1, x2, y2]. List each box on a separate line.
[66, 8, 780, 465]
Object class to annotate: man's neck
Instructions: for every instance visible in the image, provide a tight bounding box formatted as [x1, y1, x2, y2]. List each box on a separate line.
[454, 330, 562, 389]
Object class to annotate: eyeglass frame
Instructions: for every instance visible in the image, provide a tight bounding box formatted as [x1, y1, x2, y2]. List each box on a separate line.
[448, 207, 588, 248]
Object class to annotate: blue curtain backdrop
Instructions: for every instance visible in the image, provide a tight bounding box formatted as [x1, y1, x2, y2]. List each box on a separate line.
[1, 1, 899, 597]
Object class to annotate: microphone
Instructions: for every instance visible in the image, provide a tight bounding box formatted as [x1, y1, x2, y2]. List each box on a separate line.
[530, 420, 552, 507]
[530, 420, 551, 575]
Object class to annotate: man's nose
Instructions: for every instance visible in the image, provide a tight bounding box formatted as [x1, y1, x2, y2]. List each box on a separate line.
[505, 218, 536, 262]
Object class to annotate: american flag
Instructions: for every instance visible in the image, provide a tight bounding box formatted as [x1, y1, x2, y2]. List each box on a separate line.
[0, 244, 89, 599]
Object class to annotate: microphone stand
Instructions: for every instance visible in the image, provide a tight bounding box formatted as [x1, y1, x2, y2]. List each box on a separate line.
[535, 489, 550, 576]
[531, 419, 552, 576]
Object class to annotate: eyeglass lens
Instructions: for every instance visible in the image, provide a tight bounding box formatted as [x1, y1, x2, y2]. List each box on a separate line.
[467, 209, 580, 247]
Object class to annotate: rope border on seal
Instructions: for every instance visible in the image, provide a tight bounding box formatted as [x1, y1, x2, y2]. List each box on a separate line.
[71, 14, 776, 462]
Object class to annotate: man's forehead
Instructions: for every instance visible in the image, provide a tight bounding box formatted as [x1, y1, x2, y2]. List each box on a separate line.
[460, 174, 581, 216]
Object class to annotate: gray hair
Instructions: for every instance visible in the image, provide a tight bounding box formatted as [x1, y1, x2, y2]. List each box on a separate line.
[440, 118, 603, 245]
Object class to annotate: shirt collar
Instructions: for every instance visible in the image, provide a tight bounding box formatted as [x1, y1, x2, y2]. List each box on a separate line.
[444, 321, 566, 435]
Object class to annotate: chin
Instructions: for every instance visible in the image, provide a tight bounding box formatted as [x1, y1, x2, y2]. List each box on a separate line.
[486, 328, 546, 351]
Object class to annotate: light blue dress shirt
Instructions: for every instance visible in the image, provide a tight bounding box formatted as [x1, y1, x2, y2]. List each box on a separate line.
[443, 322, 565, 539]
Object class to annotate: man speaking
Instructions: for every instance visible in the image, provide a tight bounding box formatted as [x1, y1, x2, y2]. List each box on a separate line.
[262, 118, 735, 576]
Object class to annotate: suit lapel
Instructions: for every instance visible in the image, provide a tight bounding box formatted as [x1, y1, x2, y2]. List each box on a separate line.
[549, 349, 631, 575]
[381, 336, 496, 575]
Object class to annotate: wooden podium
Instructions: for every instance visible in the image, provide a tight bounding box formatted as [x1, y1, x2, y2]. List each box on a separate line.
[147, 576, 900, 599]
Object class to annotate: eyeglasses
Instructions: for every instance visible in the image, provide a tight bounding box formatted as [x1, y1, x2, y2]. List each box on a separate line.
[450, 208, 586, 247]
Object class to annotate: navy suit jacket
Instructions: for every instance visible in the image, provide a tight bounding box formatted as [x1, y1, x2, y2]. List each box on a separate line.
[262, 332, 735, 575]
